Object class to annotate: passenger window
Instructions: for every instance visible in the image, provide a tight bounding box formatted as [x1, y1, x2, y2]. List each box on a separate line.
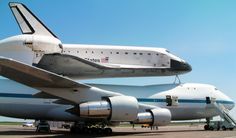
[134, 53, 137, 55]
[148, 53, 151, 55]
[125, 52, 128, 55]
[116, 52, 119, 54]
[139, 53, 143, 55]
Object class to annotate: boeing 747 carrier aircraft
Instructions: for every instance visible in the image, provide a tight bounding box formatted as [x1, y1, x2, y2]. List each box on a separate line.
[0, 3, 191, 79]
[0, 79, 234, 133]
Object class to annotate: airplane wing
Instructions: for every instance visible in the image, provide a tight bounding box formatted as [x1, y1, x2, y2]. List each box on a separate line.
[0, 57, 86, 88]
[0, 57, 121, 104]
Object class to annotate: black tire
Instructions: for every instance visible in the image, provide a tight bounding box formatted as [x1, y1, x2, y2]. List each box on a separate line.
[104, 128, 112, 135]
[87, 128, 93, 134]
[83, 127, 89, 134]
[222, 126, 226, 131]
[70, 126, 76, 133]
[204, 125, 209, 130]
[229, 128, 234, 131]
[97, 128, 103, 134]
[209, 126, 214, 131]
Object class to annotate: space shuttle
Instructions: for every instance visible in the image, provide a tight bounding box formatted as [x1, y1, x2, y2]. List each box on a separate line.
[0, 2, 191, 79]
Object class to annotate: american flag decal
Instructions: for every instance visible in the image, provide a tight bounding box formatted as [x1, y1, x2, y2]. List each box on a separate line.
[101, 57, 109, 63]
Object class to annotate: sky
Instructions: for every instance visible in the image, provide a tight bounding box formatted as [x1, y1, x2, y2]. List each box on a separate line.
[0, 0, 236, 121]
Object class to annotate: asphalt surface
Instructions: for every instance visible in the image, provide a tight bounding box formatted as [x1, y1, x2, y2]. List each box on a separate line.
[0, 125, 235, 138]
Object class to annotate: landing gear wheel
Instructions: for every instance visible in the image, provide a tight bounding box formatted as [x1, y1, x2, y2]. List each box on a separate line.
[70, 126, 76, 133]
[97, 128, 103, 134]
[104, 128, 112, 135]
[209, 126, 214, 131]
[229, 128, 234, 131]
[222, 126, 226, 131]
[204, 125, 209, 130]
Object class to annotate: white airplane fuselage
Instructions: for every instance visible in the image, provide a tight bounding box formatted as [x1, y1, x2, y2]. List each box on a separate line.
[0, 79, 234, 121]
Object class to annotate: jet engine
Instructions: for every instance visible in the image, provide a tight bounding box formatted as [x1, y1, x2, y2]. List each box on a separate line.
[79, 96, 139, 122]
[77, 96, 171, 126]
[135, 108, 171, 126]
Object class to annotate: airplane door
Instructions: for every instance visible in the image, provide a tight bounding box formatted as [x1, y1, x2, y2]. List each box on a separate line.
[166, 95, 172, 106]
[206, 97, 216, 104]
[172, 96, 179, 106]
[206, 97, 211, 104]
[166, 95, 178, 106]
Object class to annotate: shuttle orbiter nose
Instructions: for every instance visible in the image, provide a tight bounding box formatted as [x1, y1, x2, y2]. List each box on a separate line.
[170, 59, 192, 74]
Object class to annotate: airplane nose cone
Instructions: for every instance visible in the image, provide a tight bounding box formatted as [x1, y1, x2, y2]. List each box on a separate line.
[170, 59, 192, 73]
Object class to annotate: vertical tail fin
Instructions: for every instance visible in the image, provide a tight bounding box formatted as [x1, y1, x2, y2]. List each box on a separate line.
[9, 2, 58, 38]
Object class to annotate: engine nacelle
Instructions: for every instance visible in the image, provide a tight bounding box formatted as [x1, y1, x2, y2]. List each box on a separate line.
[79, 96, 139, 122]
[151, 108, 171, 126]
[135, 108, 171, 126]
[0, 35, 62, 64]
[108, 96, 139, 121]
[0, 35, 62, 53]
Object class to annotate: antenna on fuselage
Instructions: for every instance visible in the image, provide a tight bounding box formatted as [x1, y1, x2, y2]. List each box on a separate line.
[173, 75, 181, 84]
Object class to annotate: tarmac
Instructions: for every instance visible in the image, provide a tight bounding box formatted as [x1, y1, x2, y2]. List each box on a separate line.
[0, 125, 235, 138]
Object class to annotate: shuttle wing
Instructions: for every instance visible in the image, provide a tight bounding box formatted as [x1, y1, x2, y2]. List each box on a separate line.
[35, 53, 110, 73]
[35, 53, 169, 79]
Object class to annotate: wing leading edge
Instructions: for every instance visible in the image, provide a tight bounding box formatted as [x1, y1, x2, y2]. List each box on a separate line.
[0, 56, 87, 88]
[0, 57, 122, 104]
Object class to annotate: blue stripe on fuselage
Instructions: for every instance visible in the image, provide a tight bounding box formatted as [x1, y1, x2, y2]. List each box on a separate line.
[136, 98, 234, 105]
[0, 93, 234, 105]
[0, 93, 33, 98]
